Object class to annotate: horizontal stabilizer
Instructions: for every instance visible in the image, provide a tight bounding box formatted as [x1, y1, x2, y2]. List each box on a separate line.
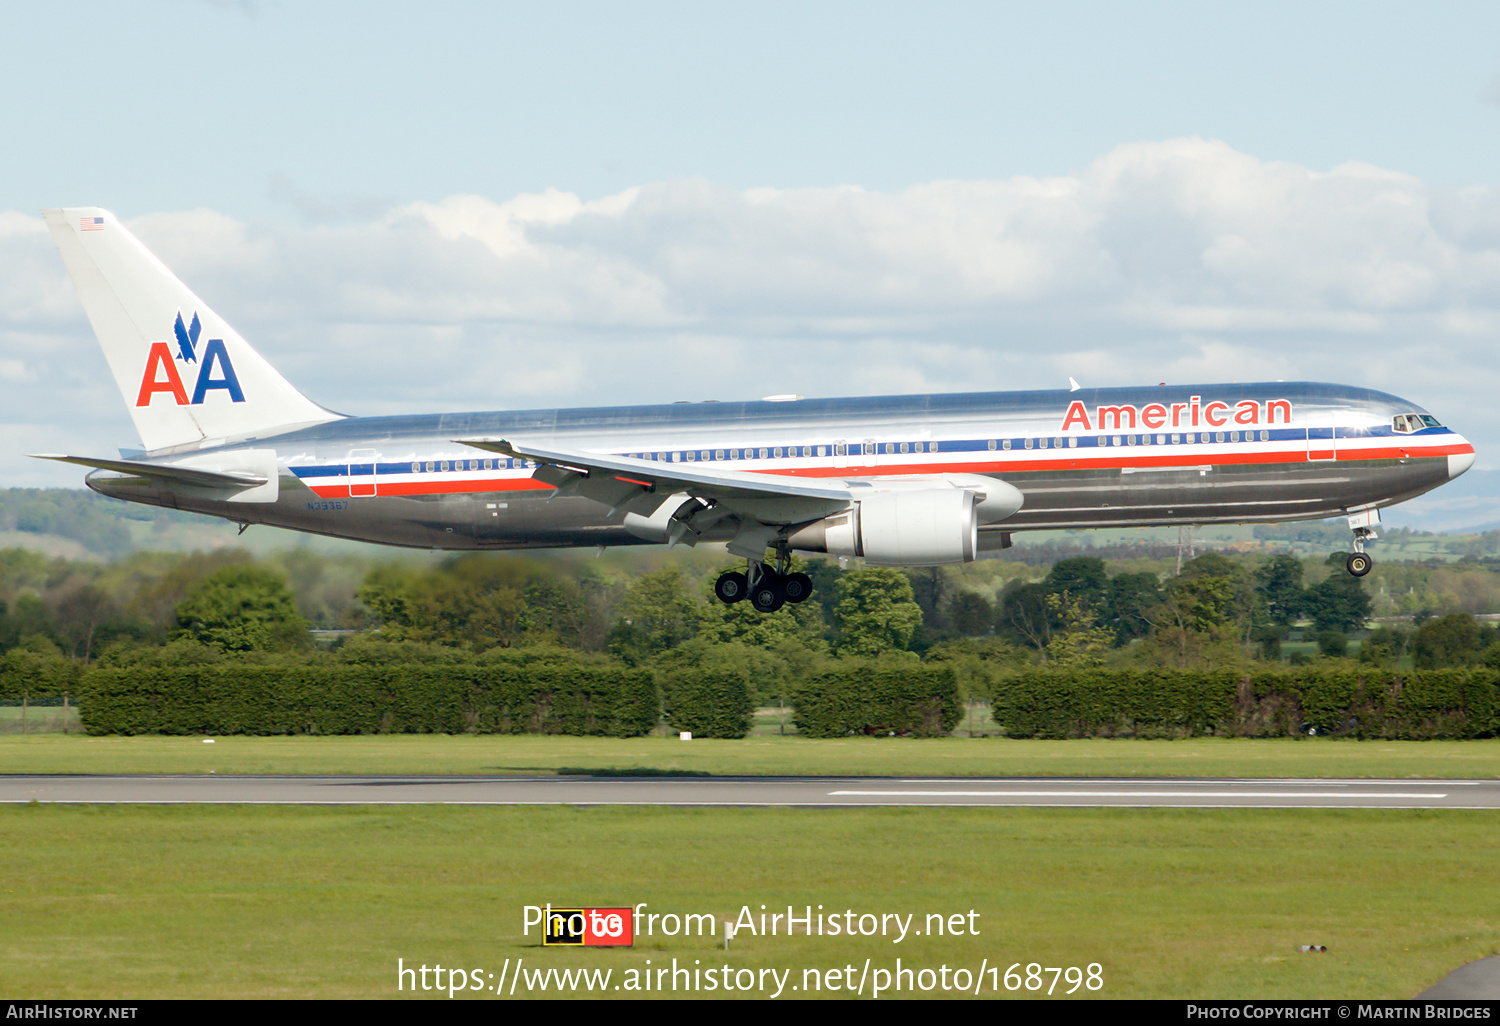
[28, 454, 268, 490]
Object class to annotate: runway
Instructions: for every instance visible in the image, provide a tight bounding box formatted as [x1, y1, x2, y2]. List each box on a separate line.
[3, 775, 1498, 808]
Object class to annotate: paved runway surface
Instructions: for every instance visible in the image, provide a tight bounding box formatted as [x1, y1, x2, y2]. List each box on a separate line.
[3, 775, 1499, 807]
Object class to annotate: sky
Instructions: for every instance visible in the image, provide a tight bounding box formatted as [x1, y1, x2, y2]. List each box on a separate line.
[4, 0, 1500, 488]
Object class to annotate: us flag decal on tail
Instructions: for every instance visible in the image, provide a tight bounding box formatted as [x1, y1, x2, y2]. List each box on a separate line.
[79, 216, 104, 231]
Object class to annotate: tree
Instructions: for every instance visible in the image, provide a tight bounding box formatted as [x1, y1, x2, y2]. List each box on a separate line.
[1302, 563, 1372, 633]
[607, 566, 700, 664]
[1144, 572, 1246, 670]
[1360, 625, 1410, 666]
[1043, 593, 1113, 668]
[1255, 555, 1305, 626]
[174, 565, 309, 652]
[948, 592, 994, 637]
[1413, 613, 1488, 669]
[1101, 572, 1161, 645]
[997, 580, 1053, 652]
[357, 560, 518, 649]
[1043, 557, 1108, 609]
[833, 568, 924, 657]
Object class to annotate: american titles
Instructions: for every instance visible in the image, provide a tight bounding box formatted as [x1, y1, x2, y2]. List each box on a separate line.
[1061, 396, 1291, 432]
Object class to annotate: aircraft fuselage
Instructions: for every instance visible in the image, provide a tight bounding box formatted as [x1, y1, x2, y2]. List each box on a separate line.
[86, 380, 1473, 553]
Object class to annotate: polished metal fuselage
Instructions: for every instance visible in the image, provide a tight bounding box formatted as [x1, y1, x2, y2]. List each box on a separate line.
[86, 381, 1474, 552]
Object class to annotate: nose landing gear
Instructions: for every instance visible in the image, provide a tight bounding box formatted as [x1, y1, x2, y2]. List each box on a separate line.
[1345, 508, 1378, 577]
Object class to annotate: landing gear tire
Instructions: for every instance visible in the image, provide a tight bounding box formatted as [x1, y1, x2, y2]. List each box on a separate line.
[1347, 552, 1373, 577]
[750, 573, 787, 613]
[714, 571, 749, 604]
[782, 572, 813, 604]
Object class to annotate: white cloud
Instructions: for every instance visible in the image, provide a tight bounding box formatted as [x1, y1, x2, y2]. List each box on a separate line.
[7, 137, 1500, 487]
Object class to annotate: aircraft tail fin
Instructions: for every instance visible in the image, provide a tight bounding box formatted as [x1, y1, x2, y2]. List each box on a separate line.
[43, 207, 341, 452]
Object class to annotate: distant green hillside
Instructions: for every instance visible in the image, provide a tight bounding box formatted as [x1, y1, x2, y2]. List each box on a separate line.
[0, 489, 391, 560]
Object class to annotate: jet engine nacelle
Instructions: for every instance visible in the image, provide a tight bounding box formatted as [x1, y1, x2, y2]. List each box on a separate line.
[822, 488, 979, 565]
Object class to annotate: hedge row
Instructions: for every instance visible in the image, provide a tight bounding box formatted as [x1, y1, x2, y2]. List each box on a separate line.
[0, 650, 82, 700]
[992, 669, 1500, 740]
[79, 664, 661, 737]
[43, 662, 1500, 740]
[792, 665, 961, 738]
[660, 671, 755, 739]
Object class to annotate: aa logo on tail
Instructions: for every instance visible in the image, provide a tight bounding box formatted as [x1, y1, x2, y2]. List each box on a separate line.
[135, 312, 245, 407]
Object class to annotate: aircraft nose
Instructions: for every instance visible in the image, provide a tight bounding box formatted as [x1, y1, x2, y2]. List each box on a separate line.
[1448, 443, 1476, 480]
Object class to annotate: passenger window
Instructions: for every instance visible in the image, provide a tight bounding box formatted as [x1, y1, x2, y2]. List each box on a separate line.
[410, 463, 420, 473]
[1002, 439, 1011, 450]
[759, 448, 769, 459]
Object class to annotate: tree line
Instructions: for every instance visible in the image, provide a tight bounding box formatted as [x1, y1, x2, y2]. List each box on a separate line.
[6, 542, 1500, 713]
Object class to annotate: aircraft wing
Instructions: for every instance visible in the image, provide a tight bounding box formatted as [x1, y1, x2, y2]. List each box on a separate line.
[455, 437, 854, 527]
[29, 453, 268, 490]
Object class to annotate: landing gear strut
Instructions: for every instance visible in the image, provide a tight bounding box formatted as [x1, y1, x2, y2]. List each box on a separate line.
[1345, 508, 1378, 578]
[714, 547, 814, 613]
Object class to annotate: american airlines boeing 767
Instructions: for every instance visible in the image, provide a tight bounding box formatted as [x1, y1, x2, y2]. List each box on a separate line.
[34, 208, 1476, 612]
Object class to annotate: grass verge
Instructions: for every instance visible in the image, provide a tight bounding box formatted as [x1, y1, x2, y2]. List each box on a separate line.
[0, 804, 1495, 999]
[1, 732, 1498, 779]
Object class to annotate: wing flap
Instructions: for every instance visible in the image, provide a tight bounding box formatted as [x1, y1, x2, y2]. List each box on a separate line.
[456, 436, 855, 523]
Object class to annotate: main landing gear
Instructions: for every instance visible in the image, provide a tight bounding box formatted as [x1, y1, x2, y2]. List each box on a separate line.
[714, 555, 813, 614]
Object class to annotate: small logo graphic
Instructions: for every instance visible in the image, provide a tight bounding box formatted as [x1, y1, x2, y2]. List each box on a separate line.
[540, 907, 634, 947]
[135, 311, 245, 408]
[79, 216, 105, 232]
[173, 312, 201, 363]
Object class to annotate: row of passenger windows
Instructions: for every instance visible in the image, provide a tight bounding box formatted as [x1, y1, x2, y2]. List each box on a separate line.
[986, 430, 1272, 450]
[628, 444, 870, 462]
[409, 459, 529, 474]
[396, 430, 1275, 473]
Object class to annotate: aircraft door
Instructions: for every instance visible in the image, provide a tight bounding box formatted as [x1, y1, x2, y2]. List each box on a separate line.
[834, 439, 848, 469]
[348, 448, 378, 497]
[1305, 423, 1336, 462]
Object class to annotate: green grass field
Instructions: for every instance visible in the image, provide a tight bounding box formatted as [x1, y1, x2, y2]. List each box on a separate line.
[2, 732, 1498, 779]
[4, 732, 1496, 1000]
[1, 804, 1495, 1000]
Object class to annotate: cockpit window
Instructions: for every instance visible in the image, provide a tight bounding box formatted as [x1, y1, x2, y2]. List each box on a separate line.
[1393, 414, 1442, 433]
